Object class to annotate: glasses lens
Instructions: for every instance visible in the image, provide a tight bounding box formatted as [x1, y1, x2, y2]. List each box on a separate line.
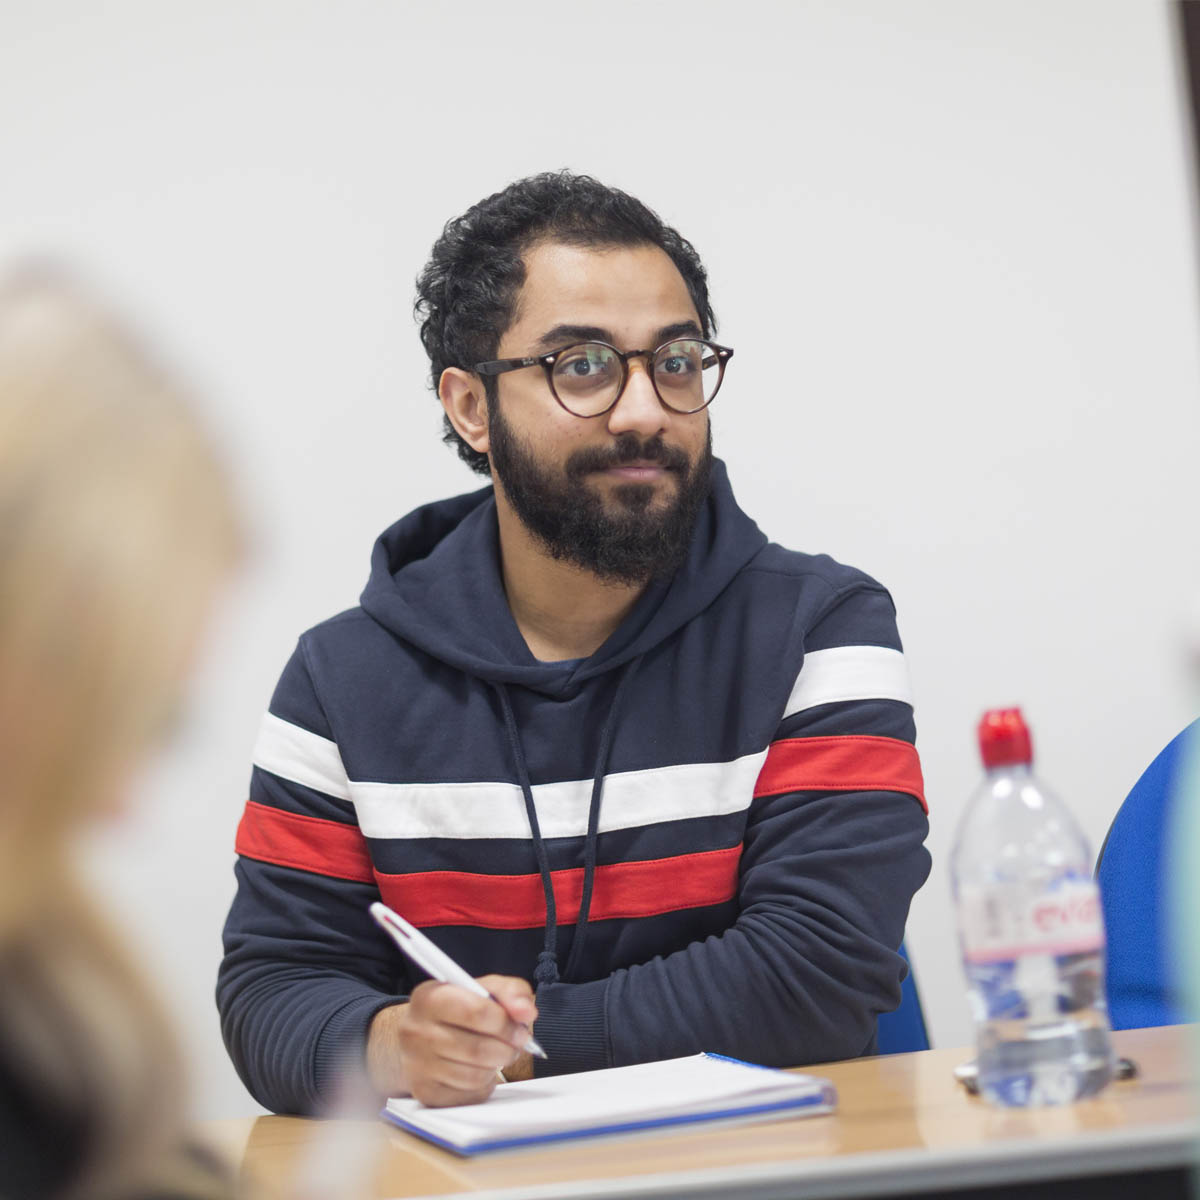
[551, 343, 622, 415]
[653, 340, 721, 412]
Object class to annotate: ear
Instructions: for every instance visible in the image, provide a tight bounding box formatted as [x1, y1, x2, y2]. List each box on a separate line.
[439, 367, 490, 456]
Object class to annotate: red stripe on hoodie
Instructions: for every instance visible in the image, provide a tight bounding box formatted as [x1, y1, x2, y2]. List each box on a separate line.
[236, 800, 375, 883]
[375, 844, 743, 929]
[754, 735, 926, 811]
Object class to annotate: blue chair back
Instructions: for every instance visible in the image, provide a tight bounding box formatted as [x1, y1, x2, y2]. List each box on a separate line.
[1097, 721, 1196, 1030]
[877, 940, 930, 1054]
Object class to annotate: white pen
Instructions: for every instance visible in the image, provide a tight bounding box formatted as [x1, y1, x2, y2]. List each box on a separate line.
[369, 901, 547, 1060]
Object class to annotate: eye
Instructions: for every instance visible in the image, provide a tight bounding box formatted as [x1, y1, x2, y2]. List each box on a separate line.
[654, 341, 702, 384]
[553, 345, 618, 388]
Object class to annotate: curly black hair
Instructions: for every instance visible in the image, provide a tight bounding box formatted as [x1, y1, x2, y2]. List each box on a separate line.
[414, 171, 716, 475]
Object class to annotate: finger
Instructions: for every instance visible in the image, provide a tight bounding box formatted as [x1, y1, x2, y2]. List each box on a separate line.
[425, 1053, 506, 1095]
[422, 1022, 521, 1072]
[401, 994, 525, 1073]
[397, 1033, 506, 1106]
[408, 1055, 501, 1108]
[409, 981, 504, 1031]
[478, 975, 538, 1028]
[412, 1074, 498, 1109]
[415, 980, 532, 1048]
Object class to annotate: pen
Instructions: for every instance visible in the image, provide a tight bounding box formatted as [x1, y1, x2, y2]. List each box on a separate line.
[369, 901, 547, 1060]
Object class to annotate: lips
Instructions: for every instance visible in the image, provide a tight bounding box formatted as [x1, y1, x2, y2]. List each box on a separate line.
[566, 434, 690, 480]
[601, 462, 668, 478]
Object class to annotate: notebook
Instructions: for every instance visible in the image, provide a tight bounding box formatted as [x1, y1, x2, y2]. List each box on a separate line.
[381, 1052, 836, 1156]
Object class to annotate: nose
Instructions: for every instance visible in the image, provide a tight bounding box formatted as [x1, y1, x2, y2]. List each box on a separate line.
[606, 359, 669, 439]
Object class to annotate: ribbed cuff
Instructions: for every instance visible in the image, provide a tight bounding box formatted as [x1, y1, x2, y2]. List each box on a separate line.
[312, 992, 399, 1107]
[532, 977, 610, 1077]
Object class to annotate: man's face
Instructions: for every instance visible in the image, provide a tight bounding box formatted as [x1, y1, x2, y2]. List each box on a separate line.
[485, 241, 713, 585]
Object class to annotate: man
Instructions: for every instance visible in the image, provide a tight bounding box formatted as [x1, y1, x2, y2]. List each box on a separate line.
[218, 172, 931, 1114]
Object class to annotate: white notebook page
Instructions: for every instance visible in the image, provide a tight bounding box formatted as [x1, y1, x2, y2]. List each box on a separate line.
[385, 1054, 834, 1148]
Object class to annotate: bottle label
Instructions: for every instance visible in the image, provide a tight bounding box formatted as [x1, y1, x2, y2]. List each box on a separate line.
[958, 878, 1104, 964]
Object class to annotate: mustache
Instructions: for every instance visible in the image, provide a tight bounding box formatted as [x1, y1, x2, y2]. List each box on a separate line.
[565, 434, 691, 479]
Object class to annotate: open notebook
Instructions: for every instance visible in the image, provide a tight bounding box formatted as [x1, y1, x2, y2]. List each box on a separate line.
[382, 1053, 836, 1156]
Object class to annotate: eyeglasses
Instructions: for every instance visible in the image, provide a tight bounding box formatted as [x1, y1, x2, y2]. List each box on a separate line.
[474, 338, 734, 418]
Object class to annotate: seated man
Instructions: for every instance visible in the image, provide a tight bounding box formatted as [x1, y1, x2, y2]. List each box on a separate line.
[217, 172, 931, 1114]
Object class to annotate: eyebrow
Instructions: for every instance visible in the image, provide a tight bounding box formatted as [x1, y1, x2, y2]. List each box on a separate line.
[531, 324, 610, 351]
[531, 320, 705, 353]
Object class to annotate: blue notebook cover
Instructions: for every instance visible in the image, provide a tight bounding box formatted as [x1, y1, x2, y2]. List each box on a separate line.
[380, 1052, 837, 1156]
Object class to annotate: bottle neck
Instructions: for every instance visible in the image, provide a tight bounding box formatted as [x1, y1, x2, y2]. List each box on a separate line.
[984, 762, 1033, 777]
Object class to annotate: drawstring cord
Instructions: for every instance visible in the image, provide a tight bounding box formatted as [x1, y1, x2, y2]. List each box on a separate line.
[492, 657, 641, 988]
[562, 657, 639, 981]
[493, 682, 560, 985]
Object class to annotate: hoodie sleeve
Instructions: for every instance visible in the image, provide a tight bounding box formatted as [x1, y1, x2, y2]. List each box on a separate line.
[216, 642, 405, 1115]
[531, 582, 931, 1074]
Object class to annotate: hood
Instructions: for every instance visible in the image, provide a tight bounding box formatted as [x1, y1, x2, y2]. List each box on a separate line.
[360, 458, 767, 698]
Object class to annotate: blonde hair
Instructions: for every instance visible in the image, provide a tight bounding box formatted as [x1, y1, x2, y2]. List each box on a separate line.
[0, 269, 241, 1199]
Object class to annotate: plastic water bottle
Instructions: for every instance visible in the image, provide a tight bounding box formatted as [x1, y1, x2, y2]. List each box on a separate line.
[951, 708, 1116, 1106]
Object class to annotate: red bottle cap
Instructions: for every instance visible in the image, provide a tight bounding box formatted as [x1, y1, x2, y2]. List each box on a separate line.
[978, 707, 1033, 767]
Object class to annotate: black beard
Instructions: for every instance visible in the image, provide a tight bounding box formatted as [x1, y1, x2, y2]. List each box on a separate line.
[488, 404, 713, 586]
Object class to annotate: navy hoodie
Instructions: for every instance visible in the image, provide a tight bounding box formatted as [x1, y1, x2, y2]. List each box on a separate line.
[218, 460, 931, 1114]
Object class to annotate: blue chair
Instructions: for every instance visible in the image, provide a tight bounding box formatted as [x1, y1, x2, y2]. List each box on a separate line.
[877, 941, 930, 1054]
[1096, 721, 1196, 1030]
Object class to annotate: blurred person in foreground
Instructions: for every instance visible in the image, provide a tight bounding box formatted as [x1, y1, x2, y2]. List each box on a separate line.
[0, 272, 241, 1199]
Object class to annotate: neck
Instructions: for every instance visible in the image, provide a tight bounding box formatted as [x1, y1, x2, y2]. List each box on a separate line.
[495, 501, 646, 662]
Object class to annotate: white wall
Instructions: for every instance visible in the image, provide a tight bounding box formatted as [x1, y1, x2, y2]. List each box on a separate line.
[2, 0, 1198, 1120]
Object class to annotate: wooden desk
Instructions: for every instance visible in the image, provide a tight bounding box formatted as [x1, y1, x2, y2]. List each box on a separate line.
[207, 1026, 1198, 1199]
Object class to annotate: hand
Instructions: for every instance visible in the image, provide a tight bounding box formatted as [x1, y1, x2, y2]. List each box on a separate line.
[367, 975, 537, 1107]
